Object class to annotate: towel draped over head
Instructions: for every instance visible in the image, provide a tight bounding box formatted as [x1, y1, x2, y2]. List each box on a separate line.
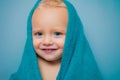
[9, 0, 103, 80]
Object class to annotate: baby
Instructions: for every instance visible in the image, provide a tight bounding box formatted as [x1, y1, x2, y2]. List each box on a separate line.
[9, 0, 103, 80]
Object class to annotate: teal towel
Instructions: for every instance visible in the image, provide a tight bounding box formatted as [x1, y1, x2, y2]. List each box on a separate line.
[9, 0, 103, 80]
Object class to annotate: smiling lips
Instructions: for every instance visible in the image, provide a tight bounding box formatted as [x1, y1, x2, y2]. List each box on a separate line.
[41, 48, 57, 54]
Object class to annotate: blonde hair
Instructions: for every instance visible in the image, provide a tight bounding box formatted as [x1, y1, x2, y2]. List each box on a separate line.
[38, 0, 66, 8]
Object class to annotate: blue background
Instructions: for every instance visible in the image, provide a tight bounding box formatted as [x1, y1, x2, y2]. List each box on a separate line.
[0, 0, 120, 80]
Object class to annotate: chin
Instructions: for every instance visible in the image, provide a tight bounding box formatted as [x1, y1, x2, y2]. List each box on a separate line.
[42, 57, 61, 63]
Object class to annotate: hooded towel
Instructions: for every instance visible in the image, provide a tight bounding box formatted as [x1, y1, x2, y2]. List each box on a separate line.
[9, 0, 103, 80]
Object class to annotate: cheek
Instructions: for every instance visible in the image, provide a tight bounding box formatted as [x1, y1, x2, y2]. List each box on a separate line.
[33, 39, 41, 49]
[55, 38, 65, 48]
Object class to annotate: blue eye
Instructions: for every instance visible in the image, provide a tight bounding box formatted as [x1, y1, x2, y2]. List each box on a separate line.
[54, 32, 62, 36]
[36, 32, 42, 36]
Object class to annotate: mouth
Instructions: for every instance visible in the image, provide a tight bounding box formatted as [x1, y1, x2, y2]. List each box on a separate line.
[41, 49, 57, 54]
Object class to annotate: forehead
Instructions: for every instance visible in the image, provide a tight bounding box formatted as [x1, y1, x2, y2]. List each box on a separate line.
[32, 6, 68, 29]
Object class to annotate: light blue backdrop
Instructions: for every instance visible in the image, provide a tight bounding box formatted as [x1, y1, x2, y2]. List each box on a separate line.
[0, 0, 120, 80]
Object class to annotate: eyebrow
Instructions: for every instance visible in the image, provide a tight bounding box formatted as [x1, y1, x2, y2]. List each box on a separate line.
[32, 28, 42, 32]
[32, 26, 66, 31]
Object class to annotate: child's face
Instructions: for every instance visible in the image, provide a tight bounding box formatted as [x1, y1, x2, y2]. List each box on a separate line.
[32, 6, 68, 62]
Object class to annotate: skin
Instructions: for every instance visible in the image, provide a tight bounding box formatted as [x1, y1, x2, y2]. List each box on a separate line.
[32, 2, 68, 80]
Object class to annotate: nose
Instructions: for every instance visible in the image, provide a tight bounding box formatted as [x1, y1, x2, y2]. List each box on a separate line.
[43, 35, 53, 46]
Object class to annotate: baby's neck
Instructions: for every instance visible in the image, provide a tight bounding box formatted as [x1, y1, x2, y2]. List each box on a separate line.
[38, 58, 61, 80]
